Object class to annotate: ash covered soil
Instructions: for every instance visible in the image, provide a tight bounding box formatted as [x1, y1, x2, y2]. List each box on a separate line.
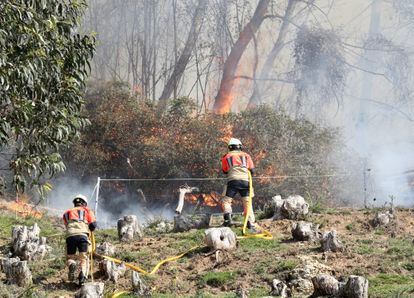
[1, 204, 414, 297]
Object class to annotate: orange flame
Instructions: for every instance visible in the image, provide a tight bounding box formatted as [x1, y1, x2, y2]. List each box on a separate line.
[1, 196, 43, 219]
[185, 193, 221, 207]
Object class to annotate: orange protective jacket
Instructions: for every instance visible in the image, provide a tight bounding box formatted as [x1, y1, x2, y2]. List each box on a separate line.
[63, 206, 97, 237]
[221, 150, 254, 182]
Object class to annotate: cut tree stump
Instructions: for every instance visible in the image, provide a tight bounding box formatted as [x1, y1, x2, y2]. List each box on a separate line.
[174, 214, 210, 232]
[132, 271, 150, 296]
[311, 274, 340, 297]
[117, 215, 143, 242]
[292, 221, 320, 241]
[204, 227, 237, 250]
[342, 275, 369, 298]
[271, 195, 284, 220]
[282, 195, 309, 220]
[372, 211, 394, 227]
[12, 223, 51, 261]
[320, 230, 344, 252]
[75, 282, 105, 298]
[272, 279, 288, 297]
[96, 242, 115, 256]
[272, 195, 309, 220]
[1, 257, 32, 287]
[101, 259, 126, 282]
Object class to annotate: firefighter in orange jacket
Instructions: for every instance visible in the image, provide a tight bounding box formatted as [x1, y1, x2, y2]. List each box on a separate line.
[63, 194, 97, 285]
[221, 138, 256, 230]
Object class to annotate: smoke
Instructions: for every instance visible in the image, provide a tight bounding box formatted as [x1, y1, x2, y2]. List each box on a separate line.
[45, 177, 175, 228]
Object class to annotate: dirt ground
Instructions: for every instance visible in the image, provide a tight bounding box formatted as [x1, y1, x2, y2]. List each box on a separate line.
[0, 204, 414, 297]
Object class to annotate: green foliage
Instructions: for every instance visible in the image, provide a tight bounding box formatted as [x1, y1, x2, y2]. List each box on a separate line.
[238, 237, 283, 253]
[387, 238, 414, 258]
[199, 271, 237, 287]
[402, 263, 414, 271]
[0, 0, 95, 194]
[66, 82, 340, 205]
[274, 259, 299, 272]
[369, 274, 414, 297]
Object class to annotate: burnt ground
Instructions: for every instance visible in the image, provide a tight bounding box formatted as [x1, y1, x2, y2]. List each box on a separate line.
[0, 203, 414, 297]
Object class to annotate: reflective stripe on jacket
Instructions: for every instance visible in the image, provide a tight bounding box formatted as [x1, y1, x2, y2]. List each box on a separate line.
[63, 206, 96, 237]
[221, 150, 254, 181]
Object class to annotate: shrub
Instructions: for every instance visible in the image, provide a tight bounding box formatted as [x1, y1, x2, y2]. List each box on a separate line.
[63, 82, 347, 208]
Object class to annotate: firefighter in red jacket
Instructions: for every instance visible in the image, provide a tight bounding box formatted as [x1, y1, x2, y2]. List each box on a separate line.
[63, 194, 97, 285]
[221, 138, 256, 231]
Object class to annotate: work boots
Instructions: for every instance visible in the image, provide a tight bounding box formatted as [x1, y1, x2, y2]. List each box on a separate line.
[67, 260, 77, 282]
[78, 271, 87, 286]
[247, 221, 259, 234]
[223, 213, 233, 227]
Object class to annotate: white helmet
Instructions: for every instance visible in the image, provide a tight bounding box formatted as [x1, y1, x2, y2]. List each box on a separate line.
[228, 138, 242, 146]
[73, 194, 88, 206]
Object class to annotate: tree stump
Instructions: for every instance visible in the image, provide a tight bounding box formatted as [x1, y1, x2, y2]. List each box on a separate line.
[204, 227, 237, 250]
[272, 195, 309, 220]
[12, 223, 52, 261]
[271, 195, 284, 220]
[173, 214, 210, 232]
[1, 257, 32, 287]
[101, 259, 126, 282]
[282, 195, 309, 220]
[342, 275, 368, 298]
[311, 274, 340, 297]
[75, 282, 105, 298]
[132, 271, 150, 296]
[272, 279, 288, 297]
[117, 215, 143, 242]
[96, 242, 115, 256]
[292, 221, 320, 241]
[320, 230, 344, 252]
[372, 211, 393, 227]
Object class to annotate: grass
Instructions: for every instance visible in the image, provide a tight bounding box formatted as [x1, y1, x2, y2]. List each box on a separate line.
[94, 228, 118, 243]
[387, 238, 414, 258]
[238, 237, 283, 253]
[354, 239, 383, 255]
[369, 274, 414, 297]
[0, 212, 59, 240]
[249, 287, 270, 297]
[273, 259, 299, 273]
[199, 271, 237, 287]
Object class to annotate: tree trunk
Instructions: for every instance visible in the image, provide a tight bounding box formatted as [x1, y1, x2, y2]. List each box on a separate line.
[248, 0, 296, 108]
[158, 0, 208, 108]
[213, 0, 270, 114]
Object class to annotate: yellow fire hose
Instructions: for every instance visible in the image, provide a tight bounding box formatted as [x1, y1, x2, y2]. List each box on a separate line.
[237, 170, 273, 240]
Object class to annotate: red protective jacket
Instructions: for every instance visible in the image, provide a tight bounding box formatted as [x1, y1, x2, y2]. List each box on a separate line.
[221, 150, 254, 181]
[63, 206, 96, 237]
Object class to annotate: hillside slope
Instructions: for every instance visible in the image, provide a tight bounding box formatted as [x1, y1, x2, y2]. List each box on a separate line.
[0, 206, 414, 297]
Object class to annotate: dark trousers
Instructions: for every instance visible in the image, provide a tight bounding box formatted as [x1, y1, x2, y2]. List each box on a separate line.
[66, 235, 88, 254]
